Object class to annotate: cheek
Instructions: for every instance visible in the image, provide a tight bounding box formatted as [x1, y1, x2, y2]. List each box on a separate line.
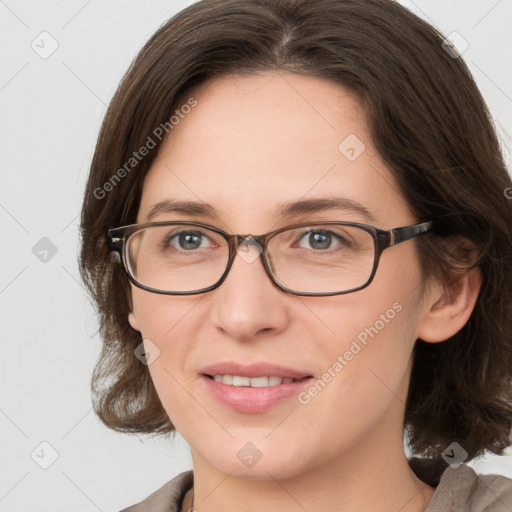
[131, 288, 200, 340]
[308, 297, 412, 393]
[130, 289, 204, 408]
[302, 250, 423, 410]
[290, 299, 417, 460]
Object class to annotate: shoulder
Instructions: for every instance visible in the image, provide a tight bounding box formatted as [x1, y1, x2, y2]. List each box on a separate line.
[427, 463, 512, 512]
[118, 470, 193, 512]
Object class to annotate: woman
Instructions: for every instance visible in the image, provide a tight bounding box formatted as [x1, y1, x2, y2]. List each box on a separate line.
[79, 0, 512, 510]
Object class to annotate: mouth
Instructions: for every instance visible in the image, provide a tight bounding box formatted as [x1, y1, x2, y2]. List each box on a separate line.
[199, 362, 314, 413]
[204, 374, 307, 387]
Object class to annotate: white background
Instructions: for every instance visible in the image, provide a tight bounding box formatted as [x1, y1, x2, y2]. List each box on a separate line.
[1, 1, 511, 511]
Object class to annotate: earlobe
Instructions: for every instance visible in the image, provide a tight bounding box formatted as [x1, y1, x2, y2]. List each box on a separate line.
[128, 312, 140, 331]
[417, 266, 482, 343]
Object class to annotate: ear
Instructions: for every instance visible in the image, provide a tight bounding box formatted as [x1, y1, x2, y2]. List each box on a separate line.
[417, 265, 482, 343]
[128, 312, 140, 332]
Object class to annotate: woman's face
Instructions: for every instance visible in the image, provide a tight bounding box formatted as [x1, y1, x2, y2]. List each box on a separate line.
[129, 71, 431, 479]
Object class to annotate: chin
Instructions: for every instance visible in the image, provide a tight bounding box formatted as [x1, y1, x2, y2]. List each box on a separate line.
[198, 442, 308, 481]
[219, 459, 300, 481]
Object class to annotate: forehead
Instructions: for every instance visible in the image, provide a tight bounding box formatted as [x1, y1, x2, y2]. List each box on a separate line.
[138, 71, 413, 229]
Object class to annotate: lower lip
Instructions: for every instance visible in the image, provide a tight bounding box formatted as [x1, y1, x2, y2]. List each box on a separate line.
[200, 375, 314, 413]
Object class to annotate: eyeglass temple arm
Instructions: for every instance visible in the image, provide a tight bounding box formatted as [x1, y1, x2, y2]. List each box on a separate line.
[107, 230, 124, 253]
[388, 220, 433, 247]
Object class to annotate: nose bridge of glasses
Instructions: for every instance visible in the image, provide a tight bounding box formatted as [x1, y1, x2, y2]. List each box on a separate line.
[233, 234, 265, 265]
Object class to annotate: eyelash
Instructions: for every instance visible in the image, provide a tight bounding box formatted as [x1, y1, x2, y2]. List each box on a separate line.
[162, 228, 349, 253]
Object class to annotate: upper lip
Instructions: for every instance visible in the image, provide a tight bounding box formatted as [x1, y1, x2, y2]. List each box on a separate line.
[200, 362, 313, 380]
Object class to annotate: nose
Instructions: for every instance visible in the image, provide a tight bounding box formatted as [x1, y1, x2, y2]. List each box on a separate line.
[209, 239, 290, 341]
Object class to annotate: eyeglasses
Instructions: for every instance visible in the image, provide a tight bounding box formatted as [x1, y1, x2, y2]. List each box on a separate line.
[108, 220, 433, 296]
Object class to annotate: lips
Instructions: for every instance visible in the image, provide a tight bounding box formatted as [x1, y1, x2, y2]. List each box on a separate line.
[199, 362, 314, 413]
[200, 362, 312, 380]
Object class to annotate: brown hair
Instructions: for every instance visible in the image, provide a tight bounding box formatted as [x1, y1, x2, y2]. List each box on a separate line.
[79, 0, 512, 477]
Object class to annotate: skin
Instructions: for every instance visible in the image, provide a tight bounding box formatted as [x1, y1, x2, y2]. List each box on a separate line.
[128, 71, 481, 512]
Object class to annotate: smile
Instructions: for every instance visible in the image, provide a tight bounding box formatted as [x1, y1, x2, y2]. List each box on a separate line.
[208, 375, 297, 387]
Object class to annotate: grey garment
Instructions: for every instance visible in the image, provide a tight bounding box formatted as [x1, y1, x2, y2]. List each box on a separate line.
[424, 465, 512, 512]
[119, 459, 512, 512]
[120, 470, 193, 512]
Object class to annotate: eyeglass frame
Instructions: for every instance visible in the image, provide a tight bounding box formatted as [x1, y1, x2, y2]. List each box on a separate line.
[108, 219, 433, 297]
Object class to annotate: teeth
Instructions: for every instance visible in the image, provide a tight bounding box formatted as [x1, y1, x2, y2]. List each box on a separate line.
[211, 375, 297, 387]
[233, 376, 250, 386]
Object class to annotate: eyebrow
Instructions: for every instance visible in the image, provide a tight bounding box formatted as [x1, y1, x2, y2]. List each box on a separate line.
[145, 196, 377, 223]
[277, 197, 377, 222]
